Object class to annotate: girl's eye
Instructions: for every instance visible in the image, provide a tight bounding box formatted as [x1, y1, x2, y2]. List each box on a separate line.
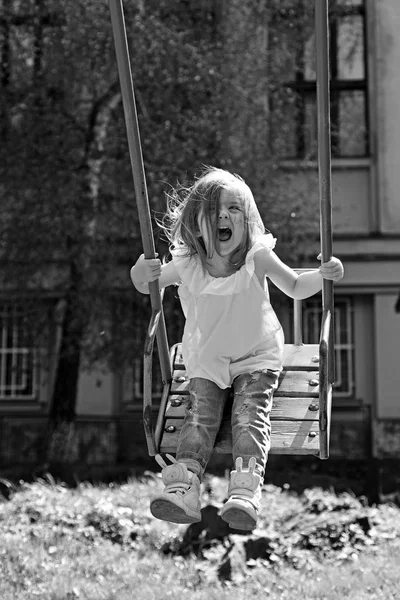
[230, 205, 241, 211]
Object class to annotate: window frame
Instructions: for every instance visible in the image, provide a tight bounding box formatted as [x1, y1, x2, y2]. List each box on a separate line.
[271, 0, 369, 160]
[0, 303, 38, 402]
[302, 295, 355, 400]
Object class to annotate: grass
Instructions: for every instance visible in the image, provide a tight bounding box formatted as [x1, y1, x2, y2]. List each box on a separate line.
[0, 472, 399, 600]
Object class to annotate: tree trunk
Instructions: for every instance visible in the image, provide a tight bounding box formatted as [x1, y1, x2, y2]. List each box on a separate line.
[0, 0, 11, 139]
[220, 0, 270, 186]
[44, 260, 85, 465]
[43, 87, 121, 467]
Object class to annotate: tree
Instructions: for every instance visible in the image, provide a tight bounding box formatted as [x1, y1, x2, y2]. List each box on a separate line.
[0, 0, 331, 466]
[0, 0, 230, 463]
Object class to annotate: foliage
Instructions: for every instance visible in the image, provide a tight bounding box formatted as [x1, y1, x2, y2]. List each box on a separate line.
[0, 476, 400, 599]
[0, 0, 326, 440]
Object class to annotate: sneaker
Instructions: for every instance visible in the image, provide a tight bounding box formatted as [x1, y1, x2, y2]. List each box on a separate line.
[150, 454, 202, 524]
[220, 457, 262, 531]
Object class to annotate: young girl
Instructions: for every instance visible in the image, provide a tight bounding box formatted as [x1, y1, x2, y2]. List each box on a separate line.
[130, 167, 344, 531]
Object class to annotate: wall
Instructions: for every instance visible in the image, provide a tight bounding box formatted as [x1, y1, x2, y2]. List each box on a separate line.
[374, 293, 400, 419]
[280, 164, 371, 236]
[375, 0, 400, 233]
[76, 368, 115, 416]
[331, 166, 371, 234]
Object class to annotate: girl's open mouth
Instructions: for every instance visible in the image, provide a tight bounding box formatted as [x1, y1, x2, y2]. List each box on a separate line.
[218, 227, 232, 242]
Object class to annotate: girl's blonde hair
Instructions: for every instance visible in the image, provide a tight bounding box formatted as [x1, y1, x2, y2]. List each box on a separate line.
[160, 167, 266, 271]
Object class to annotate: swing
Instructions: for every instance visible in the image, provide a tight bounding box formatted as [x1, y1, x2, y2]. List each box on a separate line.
[109, 0, 335, 460]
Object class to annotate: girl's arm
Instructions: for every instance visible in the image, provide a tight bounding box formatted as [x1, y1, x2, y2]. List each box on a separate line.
[255, 248, 344, 300]
[130, 255, 180, 294]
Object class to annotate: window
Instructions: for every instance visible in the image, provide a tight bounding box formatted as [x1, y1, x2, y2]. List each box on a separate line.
[128, 304, 164, 404]
[270, 0, 368, 159]
[2, 2, 63, 126]
[132, 356, 164, 402]
[0, 304, 37, 400]
[125, 293, 184, 406]
[303, 296, 355, 398]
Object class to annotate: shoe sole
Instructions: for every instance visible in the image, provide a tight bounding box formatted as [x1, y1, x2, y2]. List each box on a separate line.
[220, 505, 257, 531]
[150, 498, 201, 524]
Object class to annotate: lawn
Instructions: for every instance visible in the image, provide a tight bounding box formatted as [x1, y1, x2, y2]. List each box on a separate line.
[0, 471, 399, 600]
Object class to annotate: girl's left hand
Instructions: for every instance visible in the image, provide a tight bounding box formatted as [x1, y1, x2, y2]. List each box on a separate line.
[317, 254, 344, 282]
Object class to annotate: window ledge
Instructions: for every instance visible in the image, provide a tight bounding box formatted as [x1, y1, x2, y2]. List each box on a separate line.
[332, 397, 364, 409]
[279, 157, 371, 170]
[0, 402, 44, 413]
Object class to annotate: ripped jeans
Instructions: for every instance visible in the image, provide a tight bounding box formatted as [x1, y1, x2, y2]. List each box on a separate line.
[176, 370, 279, 479]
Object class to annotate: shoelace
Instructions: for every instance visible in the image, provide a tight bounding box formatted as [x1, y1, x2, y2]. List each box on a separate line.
[165, 481, 191, 496]
[229, 494, 259, 511]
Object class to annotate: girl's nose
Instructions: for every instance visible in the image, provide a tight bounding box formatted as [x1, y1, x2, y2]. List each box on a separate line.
[219, 208, 229, 219]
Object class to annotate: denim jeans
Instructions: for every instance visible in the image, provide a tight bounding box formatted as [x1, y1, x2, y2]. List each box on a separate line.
[176, 370, 279, 479]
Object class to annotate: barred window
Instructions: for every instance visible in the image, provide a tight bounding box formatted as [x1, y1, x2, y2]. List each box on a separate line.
[270, 0, 368, 159]
[129, 293, 184, 405]
[0, 304, 37, 400]
[132, 356, 163, 402]
[303, 296, 355, 398]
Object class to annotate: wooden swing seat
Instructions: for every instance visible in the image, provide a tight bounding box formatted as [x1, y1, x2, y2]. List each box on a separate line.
[154, 337, 332, 459]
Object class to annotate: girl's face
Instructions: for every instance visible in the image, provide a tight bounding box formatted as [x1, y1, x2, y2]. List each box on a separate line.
[198, 185, 245, 258]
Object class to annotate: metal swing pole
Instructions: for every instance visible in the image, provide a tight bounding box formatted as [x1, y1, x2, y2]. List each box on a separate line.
[315, 0, 335, 459]
[109, 0, 172, 454]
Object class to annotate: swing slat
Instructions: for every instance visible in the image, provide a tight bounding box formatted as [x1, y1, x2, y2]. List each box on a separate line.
[172, 344, 321, 371]
[161, 420, 321, 456]
[165, 396, 319, 421]
[160, 415, 321, 456]
[169, 370, 320, 397]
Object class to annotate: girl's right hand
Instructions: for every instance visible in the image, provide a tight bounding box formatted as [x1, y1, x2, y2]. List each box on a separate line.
[130, 253, 162, 285]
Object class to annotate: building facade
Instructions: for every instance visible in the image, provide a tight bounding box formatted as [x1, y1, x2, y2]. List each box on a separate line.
[1, 0, 399, 471]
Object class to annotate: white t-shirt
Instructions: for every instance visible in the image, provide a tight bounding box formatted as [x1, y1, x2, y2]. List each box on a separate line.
[171, 234, 284, 389]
